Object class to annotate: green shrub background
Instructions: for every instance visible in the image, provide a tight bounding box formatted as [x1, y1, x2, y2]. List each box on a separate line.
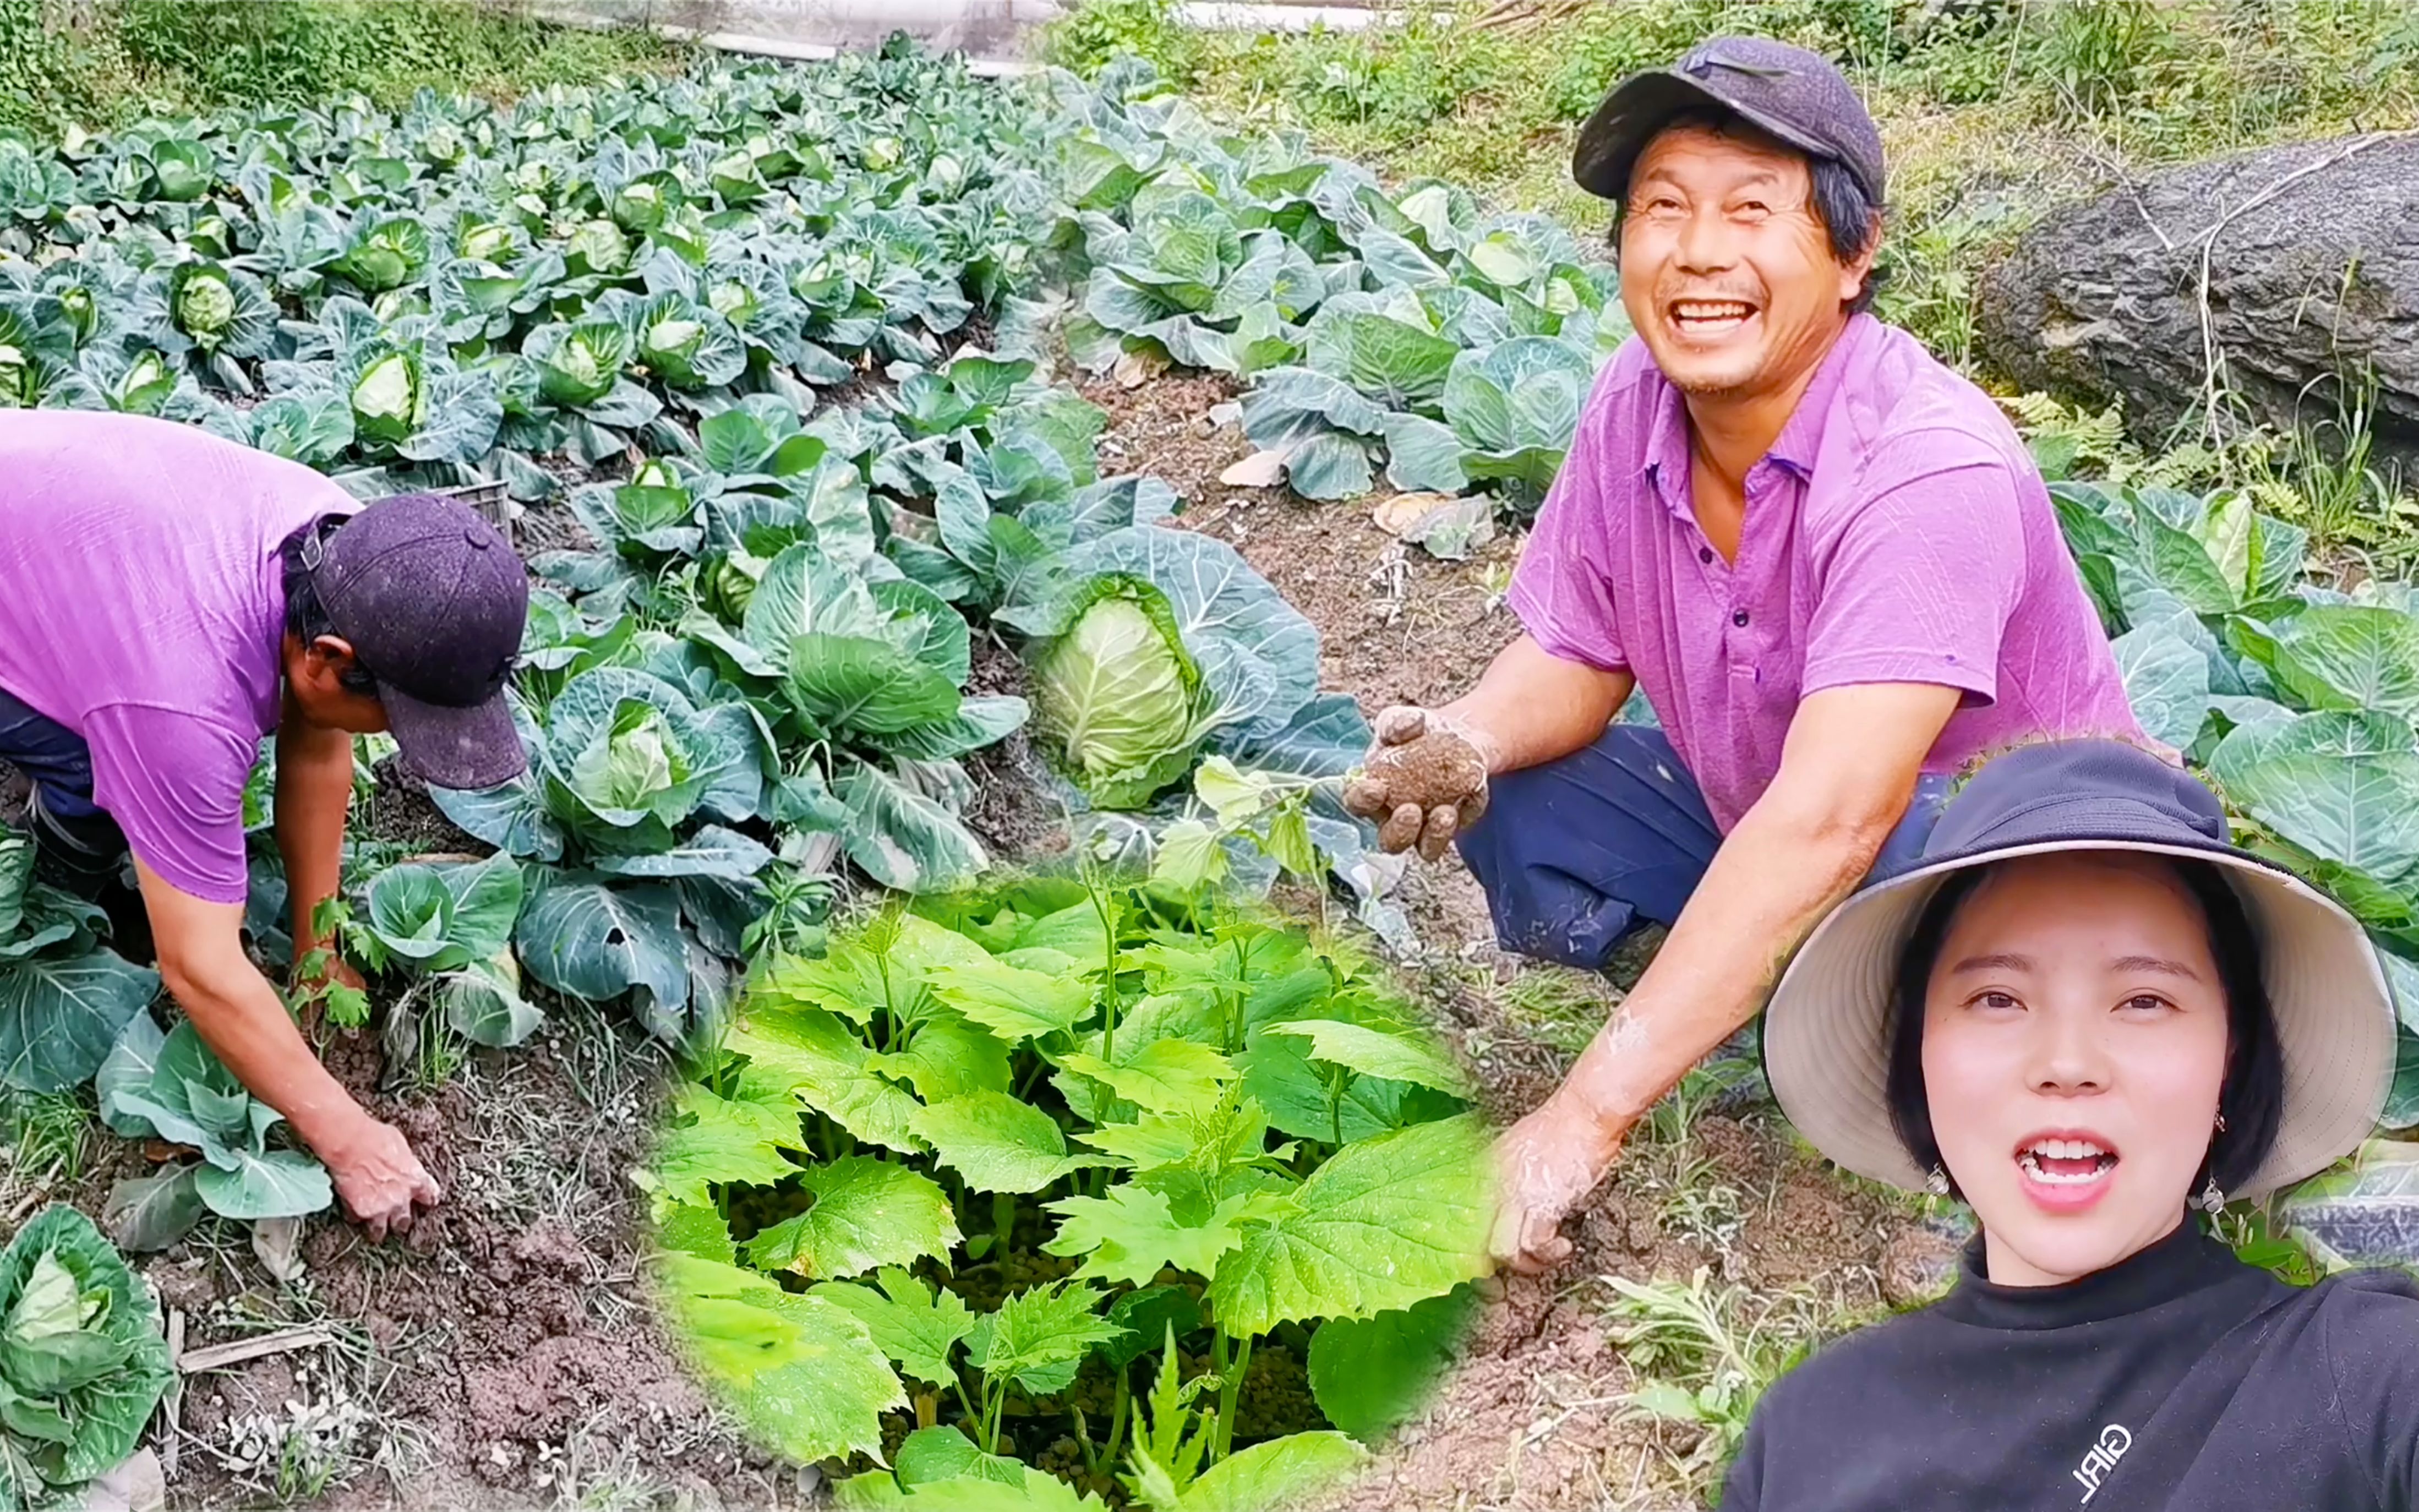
[0, 0, 677, 135]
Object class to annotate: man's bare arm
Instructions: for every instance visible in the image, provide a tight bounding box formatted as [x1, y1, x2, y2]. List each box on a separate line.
[136, 863, 439, 1237]
[1439, 634, 1635, 774]
[1560, 681, 1958, 1120]
[1491, 680, 1960, 1270]
[275, 689, 354, 970]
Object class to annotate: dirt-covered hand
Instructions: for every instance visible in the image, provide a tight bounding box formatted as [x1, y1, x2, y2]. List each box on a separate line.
[1489, 1095, 1627, 1275]
[324, 1114, 443, 1243]
[1341, 706, 1495, 861]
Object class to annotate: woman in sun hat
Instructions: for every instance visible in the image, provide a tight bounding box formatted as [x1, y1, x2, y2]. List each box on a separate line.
[1725, 738, 2419, 1511]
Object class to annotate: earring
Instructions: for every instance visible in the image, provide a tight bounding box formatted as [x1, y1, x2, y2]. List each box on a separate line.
[1926, 1165, 1951, 1197]
[2199, 1175, 2226, 1212]
[2214, 1112, 2228, 1134]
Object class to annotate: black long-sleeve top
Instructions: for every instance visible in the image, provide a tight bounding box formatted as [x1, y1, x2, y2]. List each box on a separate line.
[1721, 1220, 2419, 1510]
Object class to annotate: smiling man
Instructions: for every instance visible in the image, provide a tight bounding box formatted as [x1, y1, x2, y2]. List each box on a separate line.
[1340, 37, 2145, 1273]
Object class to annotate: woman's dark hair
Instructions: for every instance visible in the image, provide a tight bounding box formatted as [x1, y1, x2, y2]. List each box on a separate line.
[281, 516, 378, 696]
[1885, 855, 2285, 1199]
[1607, 107, 1888, 316]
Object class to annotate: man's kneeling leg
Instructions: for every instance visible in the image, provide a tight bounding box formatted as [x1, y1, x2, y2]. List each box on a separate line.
[1456, 724, 1722, 971]
[0, 687, 129, 884]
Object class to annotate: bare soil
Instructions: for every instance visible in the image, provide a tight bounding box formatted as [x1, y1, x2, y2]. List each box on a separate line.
[362, 756, 485, 858]
[78, 1016, 804, 1512]
[1087, 375, 1949, 1511]
[960, 636, 1072, 864]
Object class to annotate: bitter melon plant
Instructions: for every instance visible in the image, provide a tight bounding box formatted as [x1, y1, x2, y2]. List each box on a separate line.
[641, 874, 1491, 1508]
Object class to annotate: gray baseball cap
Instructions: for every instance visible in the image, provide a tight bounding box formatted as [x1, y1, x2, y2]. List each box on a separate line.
[1573, 35, 1886, 208]
[305, 494, 529, 790]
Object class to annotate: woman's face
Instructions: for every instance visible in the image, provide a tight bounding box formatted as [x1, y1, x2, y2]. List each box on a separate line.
[1922, 853, 2231, 1287]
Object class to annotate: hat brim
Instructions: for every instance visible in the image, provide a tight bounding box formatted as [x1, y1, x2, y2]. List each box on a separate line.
[383, 684, 527, 792]
[1572, 69, 1849, 203]
[1765, 839, 2395, 1200]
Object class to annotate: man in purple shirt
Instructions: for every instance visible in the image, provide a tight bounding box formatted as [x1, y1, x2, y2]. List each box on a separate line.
[0, 412, 529, 1240]
[1343, 39, 2143, 1273]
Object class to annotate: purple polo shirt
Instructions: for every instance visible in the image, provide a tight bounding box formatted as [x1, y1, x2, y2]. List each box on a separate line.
[1509, 313, 2142, 833]
[0, 412, 355, 903]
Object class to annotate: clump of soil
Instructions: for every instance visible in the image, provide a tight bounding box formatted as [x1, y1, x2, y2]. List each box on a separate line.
[1345, 711, 1490, 852]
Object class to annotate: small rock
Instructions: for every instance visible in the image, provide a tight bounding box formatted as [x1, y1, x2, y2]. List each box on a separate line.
[1207, 400, 1243, 428]
[1219, 449, 1288, 489]
[250, 1217, 307, 1286]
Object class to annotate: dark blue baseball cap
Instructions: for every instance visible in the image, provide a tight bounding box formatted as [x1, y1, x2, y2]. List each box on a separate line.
[1764, 739, 2393, 1200]
[305, 493, 528, 790]
[1574, 35, 1887, 207]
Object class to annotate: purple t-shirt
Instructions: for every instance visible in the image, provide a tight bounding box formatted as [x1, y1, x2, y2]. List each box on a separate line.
[0, 413, 356, 903]
[1510, 313, 2143, 833]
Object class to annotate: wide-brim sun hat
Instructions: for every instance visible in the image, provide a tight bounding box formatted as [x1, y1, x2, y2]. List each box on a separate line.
[1764, 739, 2394, 1201]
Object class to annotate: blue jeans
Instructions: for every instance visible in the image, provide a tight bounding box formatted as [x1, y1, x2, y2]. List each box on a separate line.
[0, 685, 126, 864]
[1456, 725, 1951, 971]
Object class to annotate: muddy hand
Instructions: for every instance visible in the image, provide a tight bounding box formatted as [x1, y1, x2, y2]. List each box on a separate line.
[1489, 1095, 1626, 1275]
[325, 1113, 443, 1243]
[1341, 706, 1494, 861]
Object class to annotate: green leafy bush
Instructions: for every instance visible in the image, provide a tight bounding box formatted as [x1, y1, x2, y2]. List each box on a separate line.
[642, 878, 1488, 1505]
[0, 834, 158, 1098]
[2056, 476, 2419, 1121]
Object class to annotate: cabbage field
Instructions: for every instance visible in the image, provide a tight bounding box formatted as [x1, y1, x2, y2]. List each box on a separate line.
[0, 35, 1546, 1512]
[6, 18, 2419, 1512]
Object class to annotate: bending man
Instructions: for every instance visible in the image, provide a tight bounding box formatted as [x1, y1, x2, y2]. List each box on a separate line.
[0, 411, 529, 1238]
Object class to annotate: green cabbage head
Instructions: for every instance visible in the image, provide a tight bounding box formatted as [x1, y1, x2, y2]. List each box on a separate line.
[0, 342, 31, 408]
[565, 219, 630, 277]
[532, 320, 629, 408]
[351, 348, 424, 446]
[171, 265, 236, 344]
[0, 1205, 175, 1498]
[457, 221, 516, 263]
[114, 352, 175, 415]
[1030, 575, 1209, 810]
[707, 279, 758, 326]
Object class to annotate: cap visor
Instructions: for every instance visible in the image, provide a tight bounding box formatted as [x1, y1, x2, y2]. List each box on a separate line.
[384, 686, 528, 792]
[1574, 69, 1848, 201]
[1763, 840, 2395, 1200]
